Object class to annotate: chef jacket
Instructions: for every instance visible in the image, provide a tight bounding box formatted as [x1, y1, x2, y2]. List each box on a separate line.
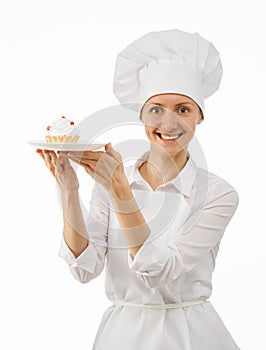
[59, 151, 240, 350]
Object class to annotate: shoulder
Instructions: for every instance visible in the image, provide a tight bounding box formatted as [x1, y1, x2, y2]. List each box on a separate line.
[196, 167, 238, 193]
[194, 166, 239, 209]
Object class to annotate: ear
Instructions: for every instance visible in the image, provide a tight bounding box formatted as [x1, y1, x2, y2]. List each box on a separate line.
[197, 113, 204, 124]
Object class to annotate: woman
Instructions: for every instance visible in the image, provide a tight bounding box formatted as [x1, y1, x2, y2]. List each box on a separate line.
[37, 29, 240, 349]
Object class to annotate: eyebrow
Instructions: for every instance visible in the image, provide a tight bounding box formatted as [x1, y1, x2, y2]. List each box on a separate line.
[150, 101, 195, 107]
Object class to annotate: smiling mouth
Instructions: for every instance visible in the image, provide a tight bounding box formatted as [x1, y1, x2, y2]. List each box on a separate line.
[155, 132, 184, 141]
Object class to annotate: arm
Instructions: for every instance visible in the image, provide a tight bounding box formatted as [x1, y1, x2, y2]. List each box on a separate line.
[65, 146, 239, 289]
[61, 188, 88, 258]
[36, 149, 108, 284]
[58, 182, 109, 284]
[37, 149, 88, 257]
[108, 181, 151, 259]
[66, 144, 151, 258]
[111, 179, 239, 289]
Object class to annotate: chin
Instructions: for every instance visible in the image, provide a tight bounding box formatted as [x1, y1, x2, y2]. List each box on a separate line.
[152, 140, 185, 156]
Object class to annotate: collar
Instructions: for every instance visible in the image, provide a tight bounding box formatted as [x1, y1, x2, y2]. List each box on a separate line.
[126, 151, 197, 196]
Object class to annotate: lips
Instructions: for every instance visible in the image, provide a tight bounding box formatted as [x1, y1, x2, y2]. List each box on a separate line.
[155, 132, 184, 141]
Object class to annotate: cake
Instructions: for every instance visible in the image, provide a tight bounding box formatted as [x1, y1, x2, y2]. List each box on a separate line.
[45, 116, 80, 143]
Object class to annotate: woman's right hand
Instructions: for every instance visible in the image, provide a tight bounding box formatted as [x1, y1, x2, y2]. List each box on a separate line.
[36, 149, 79, 192]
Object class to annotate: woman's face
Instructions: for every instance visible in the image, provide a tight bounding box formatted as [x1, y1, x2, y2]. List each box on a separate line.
[140, 93, 203, 156]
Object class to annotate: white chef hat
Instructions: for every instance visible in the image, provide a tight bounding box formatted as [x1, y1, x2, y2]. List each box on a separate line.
[113, 28, 223, 114]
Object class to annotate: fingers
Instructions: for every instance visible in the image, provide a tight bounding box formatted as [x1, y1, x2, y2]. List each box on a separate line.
[50, 151, 58, 168]
[43, 151, 56, 176]
[67, 153, 98, 169]
[62, 150, 104, 161]
[80, 162, 95, 178]
[65, 154, 95, 179]
[64, 144, 122, 176]
[105, 143, 112, 151]
[36, 148, 45, 160]
[104, 143, 122, 162]
[70, 156, 98, 167]
[64, 143, 120, 164]
[36, 149, 79, 181]
[37, 149, 56, 176]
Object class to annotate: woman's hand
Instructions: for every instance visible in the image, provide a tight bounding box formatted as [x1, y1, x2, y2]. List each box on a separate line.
[36, 149, 79, 192]
[65, 143, 128, 193]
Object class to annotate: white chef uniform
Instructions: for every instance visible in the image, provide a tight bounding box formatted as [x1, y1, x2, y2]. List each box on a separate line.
[59, 149, 240, 350]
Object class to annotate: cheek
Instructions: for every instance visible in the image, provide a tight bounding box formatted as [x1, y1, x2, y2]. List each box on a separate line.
[144, 126, 154, 138]
[183, 119, 197, 134]
[178, 121, 197, 146]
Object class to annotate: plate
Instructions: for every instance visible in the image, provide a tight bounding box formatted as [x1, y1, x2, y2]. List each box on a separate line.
[28, 140, 106, 151]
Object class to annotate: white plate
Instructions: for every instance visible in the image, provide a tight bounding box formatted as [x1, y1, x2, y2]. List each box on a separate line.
[28, 140, 106, 151]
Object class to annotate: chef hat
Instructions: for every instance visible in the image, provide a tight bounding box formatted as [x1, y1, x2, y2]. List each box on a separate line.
[113, 28, 223, 113]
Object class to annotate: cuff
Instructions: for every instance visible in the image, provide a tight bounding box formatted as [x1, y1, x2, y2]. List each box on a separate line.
[58, 238, 98, 273]
[127, 233, 169, 276]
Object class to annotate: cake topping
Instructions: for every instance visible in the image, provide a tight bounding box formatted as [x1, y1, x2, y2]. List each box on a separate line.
[46, 116, 79, 136]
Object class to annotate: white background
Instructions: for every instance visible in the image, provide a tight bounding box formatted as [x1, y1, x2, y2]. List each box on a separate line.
[1, 0, 265, 349]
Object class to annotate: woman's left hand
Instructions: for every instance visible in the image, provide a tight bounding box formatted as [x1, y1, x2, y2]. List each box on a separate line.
[64, 143, 128, 192]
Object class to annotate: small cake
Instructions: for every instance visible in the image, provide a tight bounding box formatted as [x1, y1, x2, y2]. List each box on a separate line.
[45, 116, 80, 143]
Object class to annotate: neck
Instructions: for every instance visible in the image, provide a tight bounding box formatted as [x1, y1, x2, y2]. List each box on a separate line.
[144, 145, 189, 184]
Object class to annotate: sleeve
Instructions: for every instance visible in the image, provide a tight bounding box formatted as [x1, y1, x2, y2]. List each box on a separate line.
[58, 182, 109, 284]
[127, 183, 239, 289]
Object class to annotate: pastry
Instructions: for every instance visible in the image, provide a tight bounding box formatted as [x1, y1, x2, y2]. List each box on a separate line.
[45, 116, 80, 143]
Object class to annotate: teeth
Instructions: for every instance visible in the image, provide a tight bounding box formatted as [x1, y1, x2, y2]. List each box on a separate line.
[161, 135, 178, 140]
[159, 133, 182, 140]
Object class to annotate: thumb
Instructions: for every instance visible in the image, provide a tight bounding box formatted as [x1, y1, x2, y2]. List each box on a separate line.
[105, 142, 112, 151]
[104, 142, 122, 161]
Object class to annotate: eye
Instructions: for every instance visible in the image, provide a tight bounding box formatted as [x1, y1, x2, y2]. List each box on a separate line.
[178, 106, 189, 114]
[149, 106, 162, 114]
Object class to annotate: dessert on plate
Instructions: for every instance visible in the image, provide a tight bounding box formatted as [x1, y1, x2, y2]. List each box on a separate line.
[45, 116, 80, 143]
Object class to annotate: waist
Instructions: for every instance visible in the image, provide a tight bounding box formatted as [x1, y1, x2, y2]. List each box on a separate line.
[112, 299, 208, 310]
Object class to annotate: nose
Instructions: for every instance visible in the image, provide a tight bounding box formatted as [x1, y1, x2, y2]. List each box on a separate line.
[159, 110, 181, 131]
